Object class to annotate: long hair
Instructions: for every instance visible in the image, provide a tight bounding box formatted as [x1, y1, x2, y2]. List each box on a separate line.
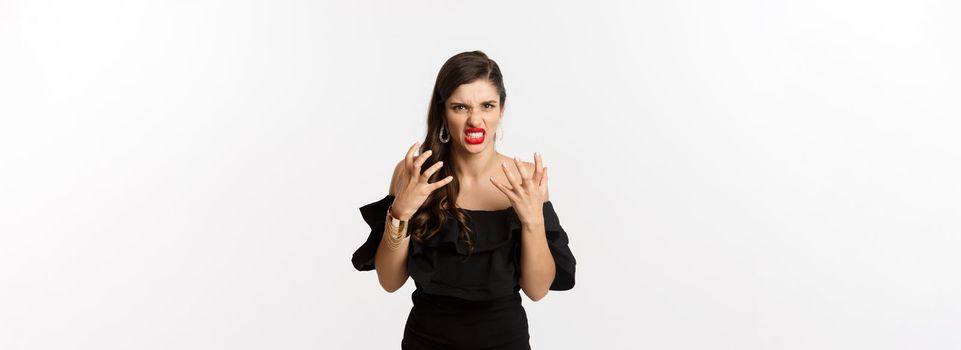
[408, 50, 507, 261]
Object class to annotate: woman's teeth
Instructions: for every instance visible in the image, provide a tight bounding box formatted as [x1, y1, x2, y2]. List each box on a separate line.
[465, 131, 485, 145]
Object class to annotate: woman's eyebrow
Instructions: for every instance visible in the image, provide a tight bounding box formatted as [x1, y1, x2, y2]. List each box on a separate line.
[449, 100, 498, 105]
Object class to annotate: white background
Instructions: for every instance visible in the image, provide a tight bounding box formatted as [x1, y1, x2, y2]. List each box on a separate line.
[2, 0, 959, 349]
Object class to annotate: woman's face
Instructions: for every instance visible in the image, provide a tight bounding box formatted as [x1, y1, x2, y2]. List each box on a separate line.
[444, 79, 504, 154]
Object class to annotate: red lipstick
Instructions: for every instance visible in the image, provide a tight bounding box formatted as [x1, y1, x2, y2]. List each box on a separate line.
[465, 127, 485, 145]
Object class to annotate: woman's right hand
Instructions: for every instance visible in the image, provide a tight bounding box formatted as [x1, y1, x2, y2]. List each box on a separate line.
[390, 142, 454, 221]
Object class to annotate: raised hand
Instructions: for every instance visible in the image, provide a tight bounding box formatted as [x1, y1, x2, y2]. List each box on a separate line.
[391, 142, 454, 221]
[489, 152, 550, 225]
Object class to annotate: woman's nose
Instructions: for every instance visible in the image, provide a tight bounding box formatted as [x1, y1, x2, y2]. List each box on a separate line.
[467, 116, 483, 127]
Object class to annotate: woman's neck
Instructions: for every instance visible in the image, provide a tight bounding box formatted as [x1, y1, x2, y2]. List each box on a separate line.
[452, 147, 503, 185]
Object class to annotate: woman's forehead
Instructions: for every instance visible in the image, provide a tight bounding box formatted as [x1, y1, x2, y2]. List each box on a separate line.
[449, 80, 499, 103]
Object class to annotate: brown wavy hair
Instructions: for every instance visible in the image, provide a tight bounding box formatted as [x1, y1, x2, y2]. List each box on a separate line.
[408, 50, 507, 262]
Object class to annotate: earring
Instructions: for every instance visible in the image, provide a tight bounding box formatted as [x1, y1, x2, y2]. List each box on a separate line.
[439, 124, 450, 143]
[496, 124, 503, 141]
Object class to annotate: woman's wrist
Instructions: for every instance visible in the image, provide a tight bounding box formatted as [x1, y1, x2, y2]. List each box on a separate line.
[384, 207, 409, 250]
[389, 204, 413, 222]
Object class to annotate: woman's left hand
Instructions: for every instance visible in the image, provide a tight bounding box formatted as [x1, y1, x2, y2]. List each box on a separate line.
[490, 152, 550, 225]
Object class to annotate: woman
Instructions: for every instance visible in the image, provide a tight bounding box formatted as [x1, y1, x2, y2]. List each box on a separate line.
[351, 50, 576, 349]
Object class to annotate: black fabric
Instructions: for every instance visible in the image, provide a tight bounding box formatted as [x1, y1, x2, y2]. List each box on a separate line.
[403, 290, 530, 350]
[351, 194, 577, 348]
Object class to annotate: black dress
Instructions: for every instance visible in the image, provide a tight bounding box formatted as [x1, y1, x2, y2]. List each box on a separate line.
[351, 194, 577, 350]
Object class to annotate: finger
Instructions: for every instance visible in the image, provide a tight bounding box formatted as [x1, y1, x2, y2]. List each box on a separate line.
[405, 141, 420, 169]
[539, 166, 548, 188]
[513, 156, 529, 182]
[533, 152, 544, 185]
[501, 161, 522, 190]
[421, 160, 444, 181]
[414, 149, 433, 169]
[489, 176, 518, 201]
[429, 175, 455, 191]
[513, 156, 531, 189]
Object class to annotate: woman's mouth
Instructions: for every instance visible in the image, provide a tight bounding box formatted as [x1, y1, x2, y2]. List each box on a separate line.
[465, 128, 485, 144]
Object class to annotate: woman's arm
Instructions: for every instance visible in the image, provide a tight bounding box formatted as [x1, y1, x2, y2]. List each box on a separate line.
[516, 161, 556, 301]
[519, 218, 556, 302]
[374, 160, 411, 293]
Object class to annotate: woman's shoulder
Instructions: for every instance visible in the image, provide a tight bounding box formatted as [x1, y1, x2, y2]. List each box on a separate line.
[495, 153, 535, 175]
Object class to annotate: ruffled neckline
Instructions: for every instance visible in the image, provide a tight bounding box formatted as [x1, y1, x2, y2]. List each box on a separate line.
[387, 197, 555, 256]
[462, 207, 513, 213]
[382, 194, 517, 213]
[355, 192, 575, 293]
[363, 194, 559, 258]
[376, 194, 556, 223]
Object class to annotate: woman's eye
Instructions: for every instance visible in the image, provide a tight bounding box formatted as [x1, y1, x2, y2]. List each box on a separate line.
[454, 106, 465, 111]
[484, 104, 494, 109]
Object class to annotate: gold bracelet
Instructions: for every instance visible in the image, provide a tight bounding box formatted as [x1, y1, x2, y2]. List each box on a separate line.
[385, 206, 409, 251]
